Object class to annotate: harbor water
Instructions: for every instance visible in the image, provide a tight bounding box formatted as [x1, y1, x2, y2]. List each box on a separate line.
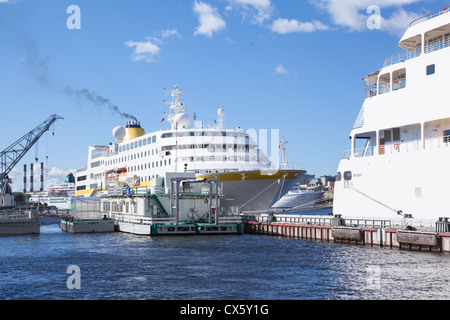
[1, 208, 450, 301]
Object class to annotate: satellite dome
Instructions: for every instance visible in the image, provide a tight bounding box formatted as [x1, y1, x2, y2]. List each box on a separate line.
[218, 108, 225, 116]
[113, 126, 126, 141]
[174, 113, 191, 129]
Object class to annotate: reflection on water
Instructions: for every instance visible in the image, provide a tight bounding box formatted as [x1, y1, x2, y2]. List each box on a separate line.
[1, 213, 450, 300]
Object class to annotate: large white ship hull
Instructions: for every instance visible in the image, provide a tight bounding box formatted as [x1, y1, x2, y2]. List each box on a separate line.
[198, 170, 304, 213]
[335, 147, 450, 226]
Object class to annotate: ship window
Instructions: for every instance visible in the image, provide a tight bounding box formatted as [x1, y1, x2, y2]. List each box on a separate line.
[143, 139, 146, 146]
[336, 172, 342, 181]
[426, 64, 435, 75]
[130, 143, 134, 150]
[148, 137, 152, 144]
[392, 128, 400, 141]
[444, 130, 450, 143]
[384, 130, 392, 143]
[378, 73, 390, 94]
[139, 140, 142, 147]
[392, 68, 406, 91]
[152, 136, 156, 143]
[343, 171, 352, 181]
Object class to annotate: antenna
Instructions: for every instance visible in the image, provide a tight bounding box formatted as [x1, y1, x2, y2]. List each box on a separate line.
[279, 137, 288, 166]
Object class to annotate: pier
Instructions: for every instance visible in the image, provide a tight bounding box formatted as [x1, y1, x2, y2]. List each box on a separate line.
[242, 213, 450, 253]
[0, 207, 40, 235]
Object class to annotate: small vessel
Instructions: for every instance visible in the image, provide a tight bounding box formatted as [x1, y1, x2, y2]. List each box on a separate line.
[271, 184, 326, 209]
[29, 173, 75, 211]
[334, 6, 450, 226]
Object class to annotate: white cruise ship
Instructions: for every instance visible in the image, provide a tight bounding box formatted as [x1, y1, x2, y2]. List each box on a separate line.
[75, 86, 305, 214]
[271, 184, 326, 210]
[29, 174, 75, 210]
[334, 7, 450, 226]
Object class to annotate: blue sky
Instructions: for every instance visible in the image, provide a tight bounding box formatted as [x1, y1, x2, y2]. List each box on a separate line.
[0, 0, 448, 191]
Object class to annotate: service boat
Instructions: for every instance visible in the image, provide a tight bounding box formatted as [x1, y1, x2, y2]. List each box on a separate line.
[271, 184, 326, 210]
[74, 86, 304, 214]
[334, 7, 450, 226]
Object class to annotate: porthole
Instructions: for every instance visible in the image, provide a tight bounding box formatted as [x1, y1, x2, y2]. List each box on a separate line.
[344, 171, 352, 181]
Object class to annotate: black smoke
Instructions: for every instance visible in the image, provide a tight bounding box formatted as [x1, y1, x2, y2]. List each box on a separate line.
[20, 38, 138, 121]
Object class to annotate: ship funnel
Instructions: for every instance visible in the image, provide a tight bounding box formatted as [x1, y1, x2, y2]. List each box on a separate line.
[122, 120, 145, 142]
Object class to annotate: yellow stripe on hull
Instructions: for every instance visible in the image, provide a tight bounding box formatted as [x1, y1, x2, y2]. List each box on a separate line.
[74, 182, 152, 196]
[196, 170, 303, 182]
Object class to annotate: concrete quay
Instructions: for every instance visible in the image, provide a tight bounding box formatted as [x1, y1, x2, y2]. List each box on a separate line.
[241, 213, 450, 253]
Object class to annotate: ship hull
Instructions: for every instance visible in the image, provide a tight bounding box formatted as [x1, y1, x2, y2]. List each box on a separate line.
[197, 170, 305, 213]
[334, 147, 450, 226]
[271, 191, 325, 209]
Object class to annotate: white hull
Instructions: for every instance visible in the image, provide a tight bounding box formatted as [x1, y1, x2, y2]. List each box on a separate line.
[272, 191, 325, 209]
[335, 147, 450, 227]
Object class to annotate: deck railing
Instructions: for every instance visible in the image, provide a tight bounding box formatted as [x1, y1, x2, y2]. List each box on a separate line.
[382, 47, 421, 68]
[425, 35, 450, 54]
[410, 6, 450, 27]
[342, 135, 450, 159]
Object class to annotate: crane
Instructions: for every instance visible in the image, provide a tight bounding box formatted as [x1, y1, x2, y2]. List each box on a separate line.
[0, 114, 63, 205]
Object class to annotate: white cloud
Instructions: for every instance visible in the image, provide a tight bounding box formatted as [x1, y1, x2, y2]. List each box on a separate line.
[227, 0, 274, 25]
[274, 63, 297, 76]
[274, 63, 288, 74]
[312, 0, 424, 33]
[161, 29, 182, 40]
[125, 39, 161, 63]
[270, 18, 329, 34]
[193, 1, 227, 38]
[125, 29, 181, 63]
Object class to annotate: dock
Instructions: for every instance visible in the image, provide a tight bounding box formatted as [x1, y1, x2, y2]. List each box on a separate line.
[242, 213, 450, 253]
[0, 207, 40, 236]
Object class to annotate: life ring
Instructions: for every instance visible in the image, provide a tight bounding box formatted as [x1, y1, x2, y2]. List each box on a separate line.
[394, 144, 399, 150]
[444, 8, 448, 14]
[204, 199, 208, 203]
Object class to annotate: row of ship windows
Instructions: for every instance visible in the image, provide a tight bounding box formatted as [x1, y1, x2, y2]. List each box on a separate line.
[92, 149, 161, 168]
[95, 144, 256, 169]
[118, 132, 249, 153]
[336, 171, 352, 181]
[367, 64, 436, 98]
[161, 131, 247, 138]
[119, 136, 157, 153]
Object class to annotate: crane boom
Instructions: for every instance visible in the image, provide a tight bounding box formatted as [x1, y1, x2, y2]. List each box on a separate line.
[0, 114, 64, 188]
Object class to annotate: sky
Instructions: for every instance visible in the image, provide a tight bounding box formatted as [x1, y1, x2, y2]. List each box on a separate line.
[0, 0, 448, 192]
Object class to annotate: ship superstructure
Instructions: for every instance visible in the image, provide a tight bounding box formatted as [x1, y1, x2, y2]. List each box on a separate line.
[75, 86, 304, 213]
[334, 7, 450, 226]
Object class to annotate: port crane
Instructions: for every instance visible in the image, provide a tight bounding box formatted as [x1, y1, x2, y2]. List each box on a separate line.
[0, 114, 63, 206]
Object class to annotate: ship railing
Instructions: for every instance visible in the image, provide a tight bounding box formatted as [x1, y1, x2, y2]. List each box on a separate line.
[424, 134, 450, 149]
[424, 35, 450, 54]
[276, 163, 302, 170]
[382, 47, 421, 68]
[353, 146, 375, 158]
[410, 6, 450, 27]
[342, 135, 450, 159]
[107, 212, 177, 225]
